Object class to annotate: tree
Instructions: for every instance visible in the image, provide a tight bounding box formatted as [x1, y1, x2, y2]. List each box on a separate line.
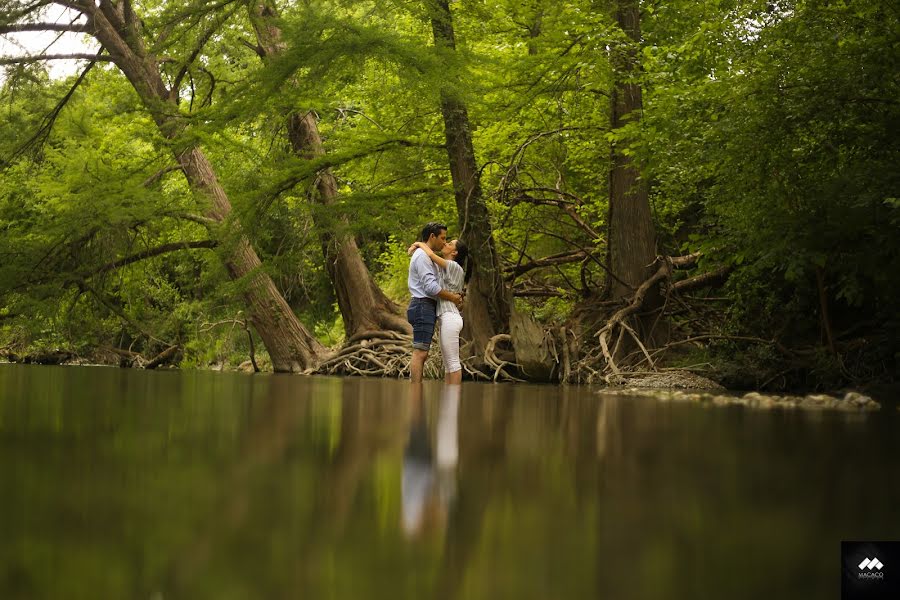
[607, 0, 658, 303]
[2, 0, 325, 371]
[426, 0, 511, 355]
[247, 0, 411, 339]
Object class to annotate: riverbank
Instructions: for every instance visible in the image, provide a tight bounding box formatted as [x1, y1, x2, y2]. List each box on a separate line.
[2, 348, 895, 409]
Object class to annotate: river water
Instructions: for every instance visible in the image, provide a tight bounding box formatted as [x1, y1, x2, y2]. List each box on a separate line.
[0, 364, 897, 599]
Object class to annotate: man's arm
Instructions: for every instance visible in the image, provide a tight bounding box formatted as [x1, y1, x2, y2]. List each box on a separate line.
[437, 289, 463, 306]
[415, 253, 463, 307]
[416, 252, 442, 298]
[408, 241, 450, 268]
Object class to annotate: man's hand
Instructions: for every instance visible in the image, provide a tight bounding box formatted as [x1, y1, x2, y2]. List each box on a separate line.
[452, 292, 464, 309]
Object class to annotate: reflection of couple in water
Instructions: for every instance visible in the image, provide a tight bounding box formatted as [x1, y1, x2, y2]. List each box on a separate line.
[406, 222, 472, 384]
[403, 222, 467, 535]
[402, 384, 460, 538]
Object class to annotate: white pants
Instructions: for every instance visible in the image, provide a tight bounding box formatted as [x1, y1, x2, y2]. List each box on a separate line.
[439, 312, 464, 374]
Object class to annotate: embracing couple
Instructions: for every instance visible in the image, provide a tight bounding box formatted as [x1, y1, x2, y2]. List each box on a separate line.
[406, 222, 472, 384]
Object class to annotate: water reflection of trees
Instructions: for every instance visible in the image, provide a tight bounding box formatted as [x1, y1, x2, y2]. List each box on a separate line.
[163, 375, 412, 598]
[2, 368, 898, 600]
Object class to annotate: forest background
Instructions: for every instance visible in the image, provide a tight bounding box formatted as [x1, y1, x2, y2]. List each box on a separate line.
[1, 0, 897, 391]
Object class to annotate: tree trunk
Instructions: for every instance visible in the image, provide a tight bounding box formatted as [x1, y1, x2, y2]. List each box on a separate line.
[607, 0, 658, 303]
[83, 0, 324, 371]
[428, 0, 511, 355]
[249, 1, 411, 339]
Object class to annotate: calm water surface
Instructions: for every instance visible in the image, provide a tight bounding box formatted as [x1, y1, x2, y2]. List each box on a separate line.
[0, 364, 898, 599]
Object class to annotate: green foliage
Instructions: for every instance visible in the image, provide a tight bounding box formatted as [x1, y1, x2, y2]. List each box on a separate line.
[1, 0, 896, 385]
[639, 0, 900, 383]
[375, 236, 415, 305]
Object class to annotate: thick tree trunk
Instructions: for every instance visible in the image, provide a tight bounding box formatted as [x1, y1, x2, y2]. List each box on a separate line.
[286, 112, 411, 336]
[607, 0, 658, 303]
[83, 0, 323, 371]
[428, 0, 511, 355]
[178, 148, 326, 370]
[249, 1, 411, 339]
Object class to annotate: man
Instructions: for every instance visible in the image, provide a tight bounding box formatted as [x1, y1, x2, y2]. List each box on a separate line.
[407, 222, 463, 383]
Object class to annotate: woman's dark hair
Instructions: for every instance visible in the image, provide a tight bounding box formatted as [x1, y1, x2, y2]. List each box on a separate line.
[453, 240, 473, 284]
[420, 222, 447, 242]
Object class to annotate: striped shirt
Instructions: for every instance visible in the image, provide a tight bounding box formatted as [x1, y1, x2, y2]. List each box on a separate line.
[437, 261, 465, 318]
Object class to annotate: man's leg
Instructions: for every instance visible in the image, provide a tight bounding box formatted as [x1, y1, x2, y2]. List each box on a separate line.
[410, 349, 429, 383]
[408, 298, 437, 382]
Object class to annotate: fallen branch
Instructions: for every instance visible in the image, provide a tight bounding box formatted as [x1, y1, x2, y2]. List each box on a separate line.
[671, 265, 732, 293]
[669, 252, 702, 269]
[594, 259, 670, 375]
[146, 345, 179, 369]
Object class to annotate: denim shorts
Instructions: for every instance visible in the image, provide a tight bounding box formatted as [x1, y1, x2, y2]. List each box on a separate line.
[407, 297, 437, 351]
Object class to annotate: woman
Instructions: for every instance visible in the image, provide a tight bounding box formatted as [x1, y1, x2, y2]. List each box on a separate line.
[408, 238, 472, 383]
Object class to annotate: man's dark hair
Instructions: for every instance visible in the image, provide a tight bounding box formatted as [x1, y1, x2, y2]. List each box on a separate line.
[420, 222, 447, 242]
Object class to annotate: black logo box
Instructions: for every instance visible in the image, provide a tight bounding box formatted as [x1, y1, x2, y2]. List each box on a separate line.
[843, 541, 900, 600]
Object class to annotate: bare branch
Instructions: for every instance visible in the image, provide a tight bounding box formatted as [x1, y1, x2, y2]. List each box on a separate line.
[6, 0, 53, 20]
[142, 165, 184, 187]
[238, 37, 264, 57]
[670, 251, 702, 268]
[595, 260, 670, 375]
[336, 107, 385, 131]
[177, 213, 218, 225]
[504, 249, 588, 280]
[88, 240, 217, 277]
[512, 287, 569, 297]
[498, 127, 586, 201]
[671, 266, 732, 293]
[51, 1, 87, 11]
[510, 193, 602, 241]
[2, 51, 103, 168]
[0, 53, 113, 65]
[0, 23, 90, 34]
[170, 3, 241, 100]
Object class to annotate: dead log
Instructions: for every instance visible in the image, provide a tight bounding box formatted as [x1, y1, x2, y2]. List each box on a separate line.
[146, 345, 180, 369]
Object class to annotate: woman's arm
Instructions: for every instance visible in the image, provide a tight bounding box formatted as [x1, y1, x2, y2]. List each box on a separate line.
[407, 241, 450, 269]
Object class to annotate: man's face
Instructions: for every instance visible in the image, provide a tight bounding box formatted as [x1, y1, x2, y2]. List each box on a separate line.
[428, 229, 448, 252]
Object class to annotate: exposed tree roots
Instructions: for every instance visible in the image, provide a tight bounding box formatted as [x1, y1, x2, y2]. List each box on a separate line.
[308, 255, 735, 384]
[544, 255, 738, 387]
[308, 328, 527, 382]
[310, 330, 417, 378]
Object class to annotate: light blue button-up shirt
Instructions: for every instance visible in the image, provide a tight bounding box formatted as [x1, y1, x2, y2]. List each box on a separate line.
[408, 248, 442, 299]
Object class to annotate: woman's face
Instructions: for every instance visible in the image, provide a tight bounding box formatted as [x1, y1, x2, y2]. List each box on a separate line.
[441, 239, 458, 259]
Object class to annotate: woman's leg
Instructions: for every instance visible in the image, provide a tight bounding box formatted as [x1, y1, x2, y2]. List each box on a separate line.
[439, 313, 464, 384]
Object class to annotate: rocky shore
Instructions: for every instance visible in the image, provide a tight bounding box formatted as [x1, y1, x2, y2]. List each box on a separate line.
[605, 388, 881, 411]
